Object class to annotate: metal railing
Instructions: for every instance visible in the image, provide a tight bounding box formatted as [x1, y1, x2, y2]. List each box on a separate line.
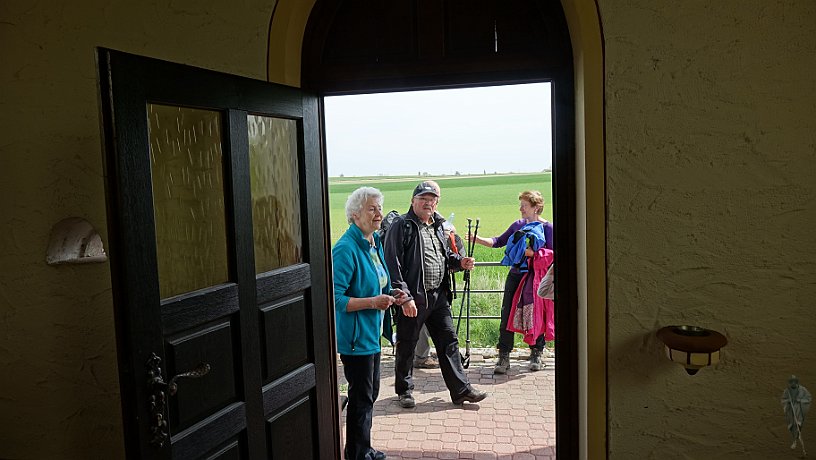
[451, 260, 504, 320]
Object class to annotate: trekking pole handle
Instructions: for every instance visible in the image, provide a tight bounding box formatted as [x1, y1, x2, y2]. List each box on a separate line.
[469, 218, 480, 258]
[465, 218, 474, 262]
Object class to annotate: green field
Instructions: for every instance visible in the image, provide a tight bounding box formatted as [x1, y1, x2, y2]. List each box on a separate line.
[328, 172, 553, 349]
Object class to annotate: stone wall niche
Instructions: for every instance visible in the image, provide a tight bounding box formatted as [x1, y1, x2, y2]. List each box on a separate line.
[46, 217, 107, 265]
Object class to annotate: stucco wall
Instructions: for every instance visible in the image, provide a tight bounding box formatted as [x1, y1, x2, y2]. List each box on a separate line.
[601, 1, 816, 458]
[4, 0, 815, 458]
[0, 1, 276, 458]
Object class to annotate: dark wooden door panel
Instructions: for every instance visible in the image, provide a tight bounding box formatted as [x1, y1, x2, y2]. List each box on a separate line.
[161, 283, 239, 335]
[267, 396, 316, 460]
[203, 440, 243, 460]
[98, 48, 337, 459]
[260, 295, 310, 383]
[303, 0, 572, 92]
[444, 0, 495, 56]
[171, 404, 246, 459]
[262, 364, 316, 418]
[255, 264, 311, 304]
[321, 0, 418, 65]
[166, 320, 238, 432]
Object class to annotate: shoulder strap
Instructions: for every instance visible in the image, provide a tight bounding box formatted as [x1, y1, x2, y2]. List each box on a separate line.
[402, 219, 412, 250]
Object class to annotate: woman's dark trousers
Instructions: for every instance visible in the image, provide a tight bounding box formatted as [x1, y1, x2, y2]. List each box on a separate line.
[497, 271, 546, 352]
[340, 352, 381, 460]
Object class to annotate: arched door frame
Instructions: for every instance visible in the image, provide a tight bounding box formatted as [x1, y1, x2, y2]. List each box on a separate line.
[266, 2, 606, 459]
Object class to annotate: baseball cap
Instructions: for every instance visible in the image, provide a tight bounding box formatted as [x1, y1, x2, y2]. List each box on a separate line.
[412, 181, 440, 197]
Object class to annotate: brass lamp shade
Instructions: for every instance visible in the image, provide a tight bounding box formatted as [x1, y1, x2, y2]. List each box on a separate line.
[656, 325, 728, 375]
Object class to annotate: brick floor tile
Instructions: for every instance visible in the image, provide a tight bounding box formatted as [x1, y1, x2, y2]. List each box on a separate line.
[494, 442, 516, 455]
[511, 436, 533, 447]
[393, 424, 412, 433]
[425, 424, 446, 434]
[388, 439, 409, 449]
[510, 453, 535, 460]
[407, 431, 427, 442]
[420, 439, 443, 452]
[458, 441, 479, 452]
[478, 442, 496, 452]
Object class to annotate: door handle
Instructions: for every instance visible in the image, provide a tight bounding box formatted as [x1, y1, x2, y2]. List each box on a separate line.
[165, 362, 212, 396]
[146, 353, 212, 447]
[147, 353, 211, 395]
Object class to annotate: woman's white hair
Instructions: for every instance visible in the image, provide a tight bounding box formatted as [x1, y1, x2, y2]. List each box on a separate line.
[345, 187, 384, 224]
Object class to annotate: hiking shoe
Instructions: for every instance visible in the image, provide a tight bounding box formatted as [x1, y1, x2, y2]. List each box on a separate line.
[494, 352, 510, 374]
[413, 356, 439, 369]
[398, 393, 416, 408]
[452, 388, 488, 405]
[529, 348, 545, 371]
[344, 448, 386, 460]
[542, 347, 555, 358]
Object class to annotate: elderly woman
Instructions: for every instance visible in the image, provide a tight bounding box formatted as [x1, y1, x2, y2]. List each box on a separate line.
[470, 190, 554, 374]
[333, 186, 406, 460]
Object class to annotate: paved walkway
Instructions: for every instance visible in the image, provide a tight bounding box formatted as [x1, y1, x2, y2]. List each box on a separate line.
[339, 348, 556, 459]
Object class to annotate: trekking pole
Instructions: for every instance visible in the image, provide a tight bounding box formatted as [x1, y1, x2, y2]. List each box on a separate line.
[462, 218, 479, 369]
[456, 218, 472, 336]
[447, 225, 460, 300]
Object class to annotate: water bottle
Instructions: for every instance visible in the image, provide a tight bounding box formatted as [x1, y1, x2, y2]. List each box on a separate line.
[443, 212, 456, 233]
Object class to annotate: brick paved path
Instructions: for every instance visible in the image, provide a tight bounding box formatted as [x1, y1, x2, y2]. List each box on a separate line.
[339, 348, 556, 459]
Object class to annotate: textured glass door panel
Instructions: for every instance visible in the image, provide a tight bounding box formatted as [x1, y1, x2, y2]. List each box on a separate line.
[248, 115, 302, 273]
[148, 104, 229, 299]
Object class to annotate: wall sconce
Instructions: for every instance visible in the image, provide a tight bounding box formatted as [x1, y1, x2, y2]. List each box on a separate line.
[656, 325, 727, 375]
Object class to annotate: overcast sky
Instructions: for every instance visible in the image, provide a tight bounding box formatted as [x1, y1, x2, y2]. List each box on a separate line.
[324, 83, 552, 177]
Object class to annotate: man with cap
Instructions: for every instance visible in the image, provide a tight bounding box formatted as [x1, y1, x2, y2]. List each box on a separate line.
[383, 180, 488, 408]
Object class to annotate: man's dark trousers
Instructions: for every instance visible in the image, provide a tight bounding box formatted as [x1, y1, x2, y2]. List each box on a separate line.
[394, 287, 470, 400]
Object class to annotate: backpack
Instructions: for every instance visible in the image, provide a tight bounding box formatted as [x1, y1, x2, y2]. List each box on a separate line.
[378, 210, 461, 255]
[377, 210, 416, 250]
[377, 210, 403, 240]
[377, 210, 415, 347]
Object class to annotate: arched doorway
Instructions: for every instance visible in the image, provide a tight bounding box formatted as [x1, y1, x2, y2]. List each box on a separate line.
[302, 1, 579, 457]
[264, 0, 606, 457]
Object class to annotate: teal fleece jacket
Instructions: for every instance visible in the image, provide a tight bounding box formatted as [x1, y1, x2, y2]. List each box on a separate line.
[332, 223, 391, 356]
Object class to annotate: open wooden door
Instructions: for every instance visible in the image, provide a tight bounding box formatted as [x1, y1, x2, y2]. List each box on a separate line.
[97, 49, 338, 459]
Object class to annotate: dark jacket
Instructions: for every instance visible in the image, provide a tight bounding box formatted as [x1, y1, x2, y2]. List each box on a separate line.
[383, 208, 465, 311]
